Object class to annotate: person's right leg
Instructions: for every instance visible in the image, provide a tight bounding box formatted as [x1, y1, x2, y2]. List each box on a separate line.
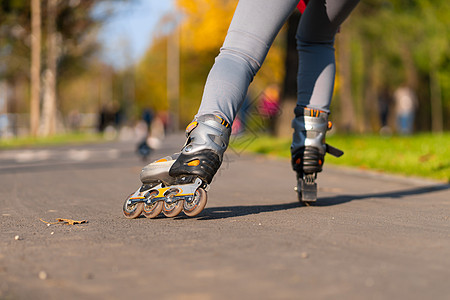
[196, 0, 299, 124]
[127, 1, 299, 218]
[173, 0, 299, 183]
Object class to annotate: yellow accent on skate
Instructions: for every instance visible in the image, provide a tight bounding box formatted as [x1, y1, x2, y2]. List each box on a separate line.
[155, 186, 193, 197]
[185, 121, 198, 133]
[129, 196, 146, 200]
[129, 187, 194, 200]
[187, 159, 200, 166]
[215, 115, 230, 128]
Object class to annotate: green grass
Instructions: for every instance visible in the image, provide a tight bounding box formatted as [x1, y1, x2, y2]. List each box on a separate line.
[2, 131, 449, 182]
[230, 133, 450, 182]
[0, 132, 104, 149]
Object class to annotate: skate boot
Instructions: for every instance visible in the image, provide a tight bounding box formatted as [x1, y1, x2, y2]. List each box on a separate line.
[123, 114, 231, 219]
[291, 107, 343, 204]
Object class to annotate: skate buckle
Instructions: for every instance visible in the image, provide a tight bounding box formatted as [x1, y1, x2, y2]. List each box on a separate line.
[326, 144, 344, 157]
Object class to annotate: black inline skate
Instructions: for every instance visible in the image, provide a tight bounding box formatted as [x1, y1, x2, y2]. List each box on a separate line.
[291, 107, 343, 204]
[123, 114, 231, 219]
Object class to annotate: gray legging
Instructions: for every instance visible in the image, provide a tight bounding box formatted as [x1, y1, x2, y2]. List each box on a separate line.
[196, 0, 360, 123]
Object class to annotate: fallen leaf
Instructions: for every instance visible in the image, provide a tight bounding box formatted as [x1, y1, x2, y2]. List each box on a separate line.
[40, 218, 88, 225]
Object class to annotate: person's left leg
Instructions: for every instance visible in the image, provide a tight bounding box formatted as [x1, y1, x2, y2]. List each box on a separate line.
[292, 0, 360, 202]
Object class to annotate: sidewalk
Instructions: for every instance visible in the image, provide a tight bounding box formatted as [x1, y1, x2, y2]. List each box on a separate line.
[1, 133, 449, 299]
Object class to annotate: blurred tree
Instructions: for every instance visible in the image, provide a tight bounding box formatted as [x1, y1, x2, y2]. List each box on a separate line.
[275, 10, 300, 137]
[0, 0, 126, 136]
[41, 0, 58, 136]
[412, 0, 448, 132]
[340, 0, 450, 133]
[30, 0, 41, 136]
[177, 0, 237, 53]
[0, 0, 31, 129]
[135, 35, 168, 113]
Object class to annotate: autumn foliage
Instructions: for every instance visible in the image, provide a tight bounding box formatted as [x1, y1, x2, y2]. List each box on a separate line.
[134, 0, 286, 127]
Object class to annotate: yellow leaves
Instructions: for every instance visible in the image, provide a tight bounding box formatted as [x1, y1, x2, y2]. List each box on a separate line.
[135, 37, 169, 112]
[177, 0, 200, 14]
[177, 0, 238, 52]
[135, 0, 285, 122]
[175, 0, 285, 88]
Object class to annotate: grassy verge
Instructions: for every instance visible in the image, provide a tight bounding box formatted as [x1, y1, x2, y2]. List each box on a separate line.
[229, 133, 450, 182]
[0, 132, 104, 149]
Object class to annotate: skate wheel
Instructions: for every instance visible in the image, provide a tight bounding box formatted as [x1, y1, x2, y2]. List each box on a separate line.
[161, 188, 184, 217]
[162, 200, 184, 217]
[183, 188, 207, 217]
[123, 194, 144, 219]
[142, 191, 163, 218]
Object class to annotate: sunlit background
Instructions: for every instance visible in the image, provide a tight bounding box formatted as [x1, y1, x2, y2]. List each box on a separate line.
[0, 0, 449, 139]
[94, 1, 173, 69]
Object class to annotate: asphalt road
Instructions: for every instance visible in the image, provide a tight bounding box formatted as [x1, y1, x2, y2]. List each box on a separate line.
[1, 134, 449, 300]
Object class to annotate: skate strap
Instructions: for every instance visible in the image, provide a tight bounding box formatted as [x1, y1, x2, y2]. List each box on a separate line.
[326, 144, 344, 157]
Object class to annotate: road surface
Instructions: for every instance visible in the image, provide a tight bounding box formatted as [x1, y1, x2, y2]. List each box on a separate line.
[1, 134, 449, 299]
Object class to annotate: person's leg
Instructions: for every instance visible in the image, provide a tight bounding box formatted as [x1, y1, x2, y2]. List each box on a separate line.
[292, 0, 359, 202]
[172, 0, 299, 184]
[296, 0, 360, 112]
[292, 0, 360, 154]
[196, 0, 299, 124]
[126, 1, 301, 219]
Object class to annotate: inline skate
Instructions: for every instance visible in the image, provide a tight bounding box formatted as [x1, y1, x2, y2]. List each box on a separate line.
[123, 114, 231, 219]
[291, 107, 343, 204]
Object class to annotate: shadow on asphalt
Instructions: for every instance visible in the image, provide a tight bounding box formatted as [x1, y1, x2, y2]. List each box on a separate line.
[190, 184, 449, 220]
[317, 183, 449, 207]
[196, 202, 301, 220]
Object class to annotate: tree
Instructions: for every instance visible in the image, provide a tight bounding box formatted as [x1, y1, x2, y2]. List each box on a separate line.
[30, 0, 41, 136]
[346, 0, 450, 132]
[41, 0, 58, 136]
[0, 1, 32, 134]
[1, 0, 124, 136]
[276, 11, 300, 137]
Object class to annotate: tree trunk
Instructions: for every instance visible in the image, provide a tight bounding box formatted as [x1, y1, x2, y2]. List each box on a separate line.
[430, 68, 443, 133]
[364, 54, 381, 132]
[30, 0, 41, 137]
[336, 29, 356, 132]
[167, 19, 180, 131]
[275, 11, 300, 138]
[41, 0, 58, 136]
